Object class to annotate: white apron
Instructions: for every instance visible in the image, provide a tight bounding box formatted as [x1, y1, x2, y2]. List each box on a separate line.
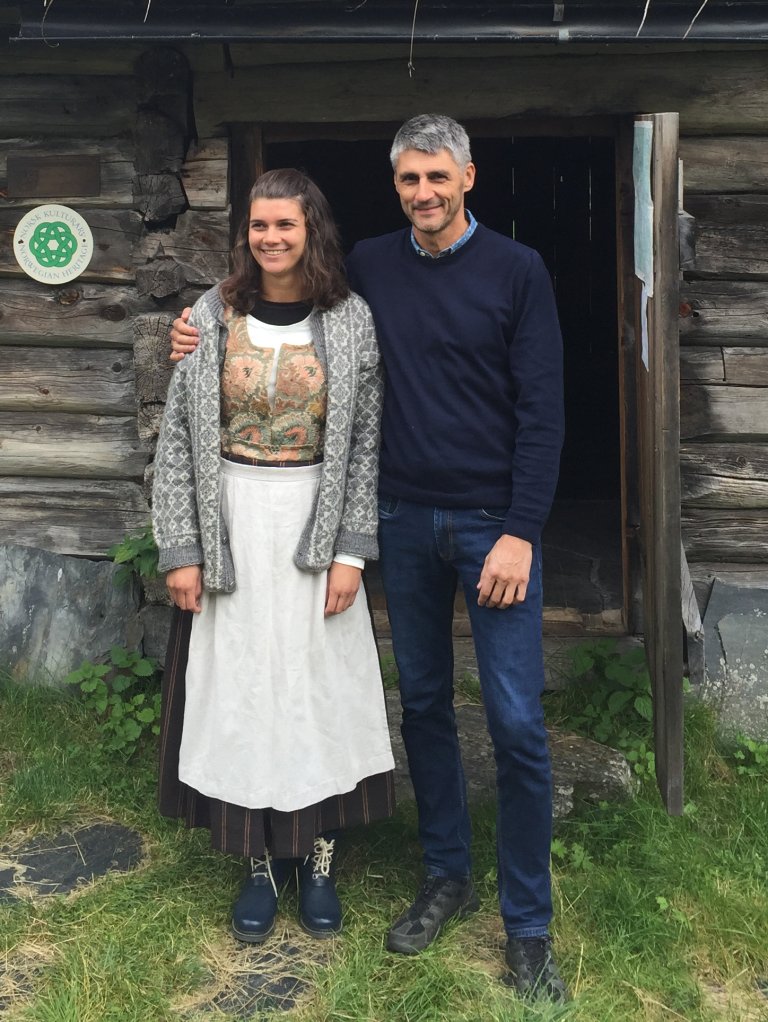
[178, 458, 395, 813]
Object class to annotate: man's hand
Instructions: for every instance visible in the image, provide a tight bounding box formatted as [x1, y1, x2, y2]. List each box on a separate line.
[476, 535, 532, 609]
[325, 562, 362, 617]
[166, 565, 203, 612]
[169, 306, 199, 362]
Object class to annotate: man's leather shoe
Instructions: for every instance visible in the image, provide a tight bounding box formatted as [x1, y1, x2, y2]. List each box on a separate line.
[298, 835, 342, 937]
[386, 875, 479, 954]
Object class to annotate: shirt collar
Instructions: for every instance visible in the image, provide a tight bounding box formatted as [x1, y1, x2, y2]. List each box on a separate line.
[410, 210, 477, 260]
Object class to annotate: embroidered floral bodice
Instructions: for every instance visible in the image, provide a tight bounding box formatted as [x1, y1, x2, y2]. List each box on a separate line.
[220, 312, 327, 463]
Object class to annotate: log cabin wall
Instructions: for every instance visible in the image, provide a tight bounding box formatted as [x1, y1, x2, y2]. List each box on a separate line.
[1, 33, 767, 615]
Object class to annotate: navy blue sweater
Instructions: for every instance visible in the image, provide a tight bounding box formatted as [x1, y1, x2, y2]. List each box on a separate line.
[346, 224, 564, 545]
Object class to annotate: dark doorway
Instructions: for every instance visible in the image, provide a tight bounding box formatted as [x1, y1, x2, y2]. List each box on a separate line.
[266, 135, 623, 627]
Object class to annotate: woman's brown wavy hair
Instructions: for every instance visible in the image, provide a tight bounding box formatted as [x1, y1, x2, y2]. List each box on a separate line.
[219, 168, 349, 313]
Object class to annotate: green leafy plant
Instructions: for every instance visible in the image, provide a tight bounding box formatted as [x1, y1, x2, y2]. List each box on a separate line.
[730, 734, 768, 777]
[562, 639, 656, 779]
[108, 523, 159, 587]
[65, 647, 161, 757]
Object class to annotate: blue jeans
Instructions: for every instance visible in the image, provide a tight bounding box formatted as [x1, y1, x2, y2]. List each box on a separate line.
[378, 496, 553, 939]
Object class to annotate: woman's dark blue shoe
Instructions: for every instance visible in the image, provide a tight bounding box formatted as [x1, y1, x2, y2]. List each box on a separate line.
[298, 836, 342, 937]
[232, 853, 289, 943]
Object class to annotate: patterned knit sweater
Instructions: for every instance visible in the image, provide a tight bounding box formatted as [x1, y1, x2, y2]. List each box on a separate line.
[152, 285, 383, 592]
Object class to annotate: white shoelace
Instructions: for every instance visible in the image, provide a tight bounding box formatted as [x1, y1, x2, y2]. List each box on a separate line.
[250, 853, 277, 896]
[307, 837, 335, 879]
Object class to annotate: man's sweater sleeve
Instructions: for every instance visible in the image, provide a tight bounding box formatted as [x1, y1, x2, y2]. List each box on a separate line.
[504, 250, 565, 545]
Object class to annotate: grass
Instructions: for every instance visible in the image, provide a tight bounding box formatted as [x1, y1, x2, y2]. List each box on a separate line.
[1, 673, 768, 1021]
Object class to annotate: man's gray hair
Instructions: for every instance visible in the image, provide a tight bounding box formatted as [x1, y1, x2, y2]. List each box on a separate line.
[390, 114, 472, 170]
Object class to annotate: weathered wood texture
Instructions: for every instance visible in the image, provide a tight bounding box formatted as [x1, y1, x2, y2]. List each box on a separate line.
[681, 136, 768, 193]
[0, 137, 136, 210]
[689, 562, 768, 608]
[0, 76, 136, 137]
[0, 209, 143, 283]
[0, 280, 203, 347]
[0, 347, 135, 414]
[681, 443, 768, 508]
[134, 210, 230, 291]
[0, 477, 150, 558]
[0, 412, 148, 479]
[682, 510, 768, 562]
[681, 385, 768, 440]
[181, 139, 230, 210]
[684, 195, 768, 279]
[196, 52, 768, 135]
[679, 282, 768, 343]
[680, 347, 768, 385]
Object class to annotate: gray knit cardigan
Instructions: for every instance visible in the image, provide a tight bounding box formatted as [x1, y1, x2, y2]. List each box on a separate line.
[152, 285, 383, 593]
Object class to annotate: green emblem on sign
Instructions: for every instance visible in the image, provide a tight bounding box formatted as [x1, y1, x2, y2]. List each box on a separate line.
[29, 220, 79, 268]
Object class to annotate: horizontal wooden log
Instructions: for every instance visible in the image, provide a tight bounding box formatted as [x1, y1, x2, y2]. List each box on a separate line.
[0, 347, 135, 414]
[684, 196, 768, 279]
[679, 348, 724, 383]
[3, 503, 151, 558]
[134, 209, 230, 289]
[680, 443, 768, 508]
[0, 137, 136, 210]
[181, 138, 230, 210]
[0, 76, 136, 137]
[0, 475, 149, 511]
[196, 52, 768, 135]
[680, 346, 768, 385]
[679, 282, 768, 343]
[682, 510, 768, 563]
[0, 279, 203, 346]
[681, 137, 768, 194]
[681, 384, 768, 439]
[0, 412, 149, 479]
[0, 209, 142, 283]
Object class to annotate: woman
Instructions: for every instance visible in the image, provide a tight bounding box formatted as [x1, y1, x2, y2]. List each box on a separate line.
[153, 169, 395, 944]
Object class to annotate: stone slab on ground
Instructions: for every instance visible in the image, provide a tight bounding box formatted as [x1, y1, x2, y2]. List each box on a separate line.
[383, 692, 635, 818]
[702, 579, 768, 740]
[0, 544, 141, 685]
[0, 822, 144, 900]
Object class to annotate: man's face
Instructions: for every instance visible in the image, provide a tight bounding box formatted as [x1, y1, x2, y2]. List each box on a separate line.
[393, 148, 476, 245]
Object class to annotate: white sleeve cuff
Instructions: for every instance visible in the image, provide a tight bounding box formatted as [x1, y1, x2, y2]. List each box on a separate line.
[333, 554, 365, 571]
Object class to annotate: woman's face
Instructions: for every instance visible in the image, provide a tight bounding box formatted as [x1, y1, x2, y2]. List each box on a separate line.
[247, 198, 308, 283]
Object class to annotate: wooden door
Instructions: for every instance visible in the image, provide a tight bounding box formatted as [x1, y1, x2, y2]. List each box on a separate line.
[633, 113, 684, 815]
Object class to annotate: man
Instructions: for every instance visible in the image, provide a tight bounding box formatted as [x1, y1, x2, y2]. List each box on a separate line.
[170, 113, 567, 1003]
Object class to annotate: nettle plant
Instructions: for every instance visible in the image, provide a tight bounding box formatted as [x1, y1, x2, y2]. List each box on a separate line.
[107, 523, 159, 587]
[65, 647, 161, 757]
[567, 639, 656, 780]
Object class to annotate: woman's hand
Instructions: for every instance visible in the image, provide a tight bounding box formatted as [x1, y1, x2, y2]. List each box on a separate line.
[166, 565, 203, 612]
[325, 562, 362, 617]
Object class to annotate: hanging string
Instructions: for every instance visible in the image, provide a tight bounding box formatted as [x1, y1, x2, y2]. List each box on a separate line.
[635, 0, 652, 37]
[683, 0, 709, 39]
[408, 0, 421, 78]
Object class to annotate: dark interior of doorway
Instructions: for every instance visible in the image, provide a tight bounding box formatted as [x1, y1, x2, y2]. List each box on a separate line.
[266, 136, 623, 628]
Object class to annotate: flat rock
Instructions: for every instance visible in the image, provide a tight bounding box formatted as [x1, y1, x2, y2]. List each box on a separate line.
[702, 579, 768, 739]
[0, 544, 141, 686]
[0, 822, 144, 900]
[384, 692, 634, 817]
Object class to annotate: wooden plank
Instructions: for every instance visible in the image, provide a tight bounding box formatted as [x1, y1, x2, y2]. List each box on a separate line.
[681, 137, 768, 194]
[230, 125, 265, 248]
[684, 195, 768, 279]
[0, 137, 136, 211]
[7, 154, 101, 198]
[680, 347, 724, 383]
[681, 442, 768, 507]
[0, 76, 136, 137]
[680, 384, 768, 439]
[0, 279, 203, 347]
[682, 510, 768, 562]
[181, 138, 230, 210]
[0, 347, 135, 414]
[0, 411, 148, 479]
[195, 52, 768, 135]
[134, 210, 230, 290]
[679, 281, 768, 343]
[0, 209, 142, 283]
